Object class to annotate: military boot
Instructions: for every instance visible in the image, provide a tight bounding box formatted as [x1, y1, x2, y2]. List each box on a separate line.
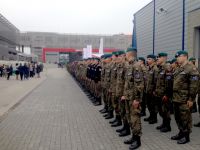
[119, 123, 130, 137]
[194, 122, 200, 127]
[100, 105, 108, 114]
[143, 116, 150, 121]
[148, 113, 157, 124]
[94, 97, 102, 106]
[177, 132, 190, 144]
[129, 135, 141, 150]
[160, 119, 171, 133]
[124, 134, 136, 144]
[156, 120, 165, 130]
[111, 115, 122, 127]
[116, 120, 126, 133]
[105, 110, 114, 119]
[109, 115, 118, 124]
[171, 131, 183, 140]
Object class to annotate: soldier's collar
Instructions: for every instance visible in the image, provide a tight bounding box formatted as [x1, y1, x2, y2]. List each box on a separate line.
[180, 61, 188, 68]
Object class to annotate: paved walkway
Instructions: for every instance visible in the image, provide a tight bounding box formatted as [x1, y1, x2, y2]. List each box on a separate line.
[0, 69, 46, 117]
[0, 65, 199, 150]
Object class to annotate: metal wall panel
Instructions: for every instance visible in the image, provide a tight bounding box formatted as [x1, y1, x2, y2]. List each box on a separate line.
[135, 2, 154, 57]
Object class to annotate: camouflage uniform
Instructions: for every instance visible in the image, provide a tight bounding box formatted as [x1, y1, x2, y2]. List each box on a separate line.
[130, 63, 144, 136]
[144, 63, 158, 123]
[116, 62, 126, 120]
[104, 62, 113, 117]
[154, 62, 172, 131]
[172, 61, 199, 141]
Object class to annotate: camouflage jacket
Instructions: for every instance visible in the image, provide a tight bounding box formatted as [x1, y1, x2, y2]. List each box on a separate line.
[155, 63, 168, 97]
[173, 61, 199, 103]
[146, 63, 158, 94]
[109, 62, 117, 93]
[123, 60, 144, 101]
[104, 62, 112, 89]
[116, 62, 125, 97]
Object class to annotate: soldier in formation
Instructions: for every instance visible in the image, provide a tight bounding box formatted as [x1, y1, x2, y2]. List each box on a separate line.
[67, 48, 200, 149]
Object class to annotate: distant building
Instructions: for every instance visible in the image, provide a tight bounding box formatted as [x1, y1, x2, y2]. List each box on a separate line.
[20, 32, 132, 62]
[0, 13, 19, 60]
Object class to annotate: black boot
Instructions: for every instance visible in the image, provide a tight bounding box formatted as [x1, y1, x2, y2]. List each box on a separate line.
[194, 122, 200, 127]
[160, 120, 171, 133]
[129, 135, 141, 149]
[94, 97, 102, 106]
[119, 123, 130, 137]
[177, 132, 190, 144]
[100, 107, 108, 114]
[116, 121, 126, 133]
[144, 116, 150, 121]
[148, 113, 157, 124]
[124, 134, 135, 144]
[156, 120, 164, 130]
[105, 110, 114, 119]
[140, 111, 146, 117]
[109, 116, 117, 124]
[111, 115, 122, 127]
[171, 131, 183, 140]
[99, 105, 106, 112]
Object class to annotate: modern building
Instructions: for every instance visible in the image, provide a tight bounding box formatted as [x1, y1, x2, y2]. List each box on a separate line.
[133, 0, 200, 65]
[0, 13, 20, 60]
[20, 32, 132, 62]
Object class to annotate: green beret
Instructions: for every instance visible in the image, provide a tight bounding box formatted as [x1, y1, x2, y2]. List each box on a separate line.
[118, 50, 125, 56]
[93, 58, 100, 61]
[171, 58, 177, 64]
[157, 52, 168, 57]
[101, 54, 106, 59]
[138, 57, 145, 63]
[189, 57, 196, 62]
[126, 47, 137, 53]
[175, 50, 188, 58]
[166, 60, 171, 64]
[104, 54, 112, 59]
[112, 51, 118, 56]
[147, 54, 156, 60]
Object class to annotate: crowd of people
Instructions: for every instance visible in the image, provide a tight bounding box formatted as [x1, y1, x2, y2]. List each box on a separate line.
[0, 62, 43, 80]
[67, 47, 200, 150]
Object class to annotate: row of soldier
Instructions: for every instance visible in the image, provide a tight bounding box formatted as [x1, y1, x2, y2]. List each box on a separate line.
[67, 48, 200, 150]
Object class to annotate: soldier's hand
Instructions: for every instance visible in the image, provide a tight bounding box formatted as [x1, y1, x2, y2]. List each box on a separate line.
[162, 96, 168, 103]
[121, 96, 126, 100]
[187, 101, 193, 108]
[132, 100, 140, 109]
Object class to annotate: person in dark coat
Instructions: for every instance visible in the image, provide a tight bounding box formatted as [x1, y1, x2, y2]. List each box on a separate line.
[18, 63, 24, 81]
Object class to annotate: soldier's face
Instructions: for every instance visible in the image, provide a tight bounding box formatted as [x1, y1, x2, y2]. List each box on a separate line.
[147, 58, 154, 65]
[157, 56, 167, 65]
[138, 60, 143, 65]
[177, 55, 187, 64]
[126, 52, 134, 61]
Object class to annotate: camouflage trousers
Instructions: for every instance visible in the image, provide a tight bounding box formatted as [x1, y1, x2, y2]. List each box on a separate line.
[173, 102, 192, 133]
[102, 88, 107, 105]
[125, 99, 142, 136]
[119, 99, 126, 120]
[125, 99, 132, 124]
[113, 96, 121, 115]
[154, 96, 171, 121]
[94, 82, 101, 98]
[130, 107, 142, 136]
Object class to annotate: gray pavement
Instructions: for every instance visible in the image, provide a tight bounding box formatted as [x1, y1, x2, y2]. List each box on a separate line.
[0, 65, 199, 150]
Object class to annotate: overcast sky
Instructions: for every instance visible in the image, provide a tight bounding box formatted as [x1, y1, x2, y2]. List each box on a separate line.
[1, 0, 152, 35]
